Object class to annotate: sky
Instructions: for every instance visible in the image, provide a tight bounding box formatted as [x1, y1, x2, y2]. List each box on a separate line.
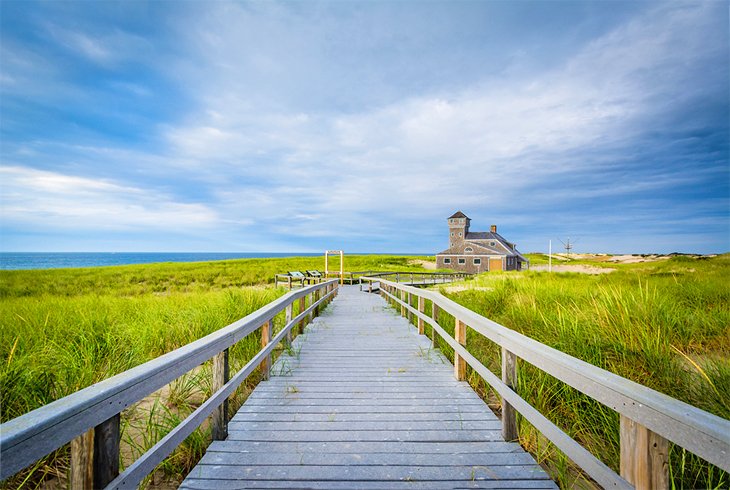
[1, 1, 728, 254]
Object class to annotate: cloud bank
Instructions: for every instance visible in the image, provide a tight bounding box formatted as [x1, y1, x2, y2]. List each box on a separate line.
[1, 1, 727, 253]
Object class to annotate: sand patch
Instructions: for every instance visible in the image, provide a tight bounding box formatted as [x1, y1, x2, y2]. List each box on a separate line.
[409, 259, 437, 270]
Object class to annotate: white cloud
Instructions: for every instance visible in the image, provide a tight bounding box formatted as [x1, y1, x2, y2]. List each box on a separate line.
[44, 23, 152, 66]
[0, 166, 219, 231]
[1, 1, 725, 252]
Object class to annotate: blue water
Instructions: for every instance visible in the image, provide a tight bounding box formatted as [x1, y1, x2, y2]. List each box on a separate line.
[0, 252, 324, 270]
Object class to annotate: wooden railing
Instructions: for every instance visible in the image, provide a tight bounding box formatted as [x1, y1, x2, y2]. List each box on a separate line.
[361, 271, 471, 286]
[275, 270, 471, 289]
[364, 277, 730, 489]
[0, 280, 339, 489]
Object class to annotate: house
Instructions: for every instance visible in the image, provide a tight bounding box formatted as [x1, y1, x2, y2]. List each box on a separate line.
[435, 211, 528, 273]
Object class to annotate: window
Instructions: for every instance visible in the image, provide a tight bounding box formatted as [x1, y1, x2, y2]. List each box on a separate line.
[458, 232, 462, 237]
[444, 258, 451, 264]
[458, 258, 466, 264]
[474, 258, 481, 265]
[450, 232, 454, 237]
[489, 241, 496, 246]
[465, 247, 473, 252]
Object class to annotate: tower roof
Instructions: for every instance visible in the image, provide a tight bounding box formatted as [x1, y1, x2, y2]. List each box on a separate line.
[448, 211, 469, 219]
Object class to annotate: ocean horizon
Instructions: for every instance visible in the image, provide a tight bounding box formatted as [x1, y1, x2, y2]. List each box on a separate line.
[0, 252, 427, 271]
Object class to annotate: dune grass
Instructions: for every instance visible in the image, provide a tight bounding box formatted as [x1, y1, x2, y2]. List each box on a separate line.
[3, 253, 726, 488]
[0, 254, 432, 488]
[416, 254, 729, 488]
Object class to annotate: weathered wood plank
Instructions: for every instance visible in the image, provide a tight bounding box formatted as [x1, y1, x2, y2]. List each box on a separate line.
[93, 414, 120, 488]
[69, 429, 93, 490]
[501, 347, 518, 441]
[230, 412, 492, 422]
[180, 286, 555, 490]
[620, 414, 669, 489]
[181, 479, 558, 490]
[211, 348, 229, 441]
[226, 429, 505, 442]
[199, 451, 538, 466]
[185, 464, 552, 481]
[234, 404, 492, 414]
[227, 420, 501, 431]
[206, 440, 524, 454]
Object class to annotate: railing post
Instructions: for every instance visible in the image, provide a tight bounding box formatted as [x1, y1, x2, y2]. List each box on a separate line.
[298, 296, 306, 335]
[400, 289, 406, 317]
[288, 276, 292, 290]
[454, 318, 466, 381]
[620, 415, 669, 490]
[70, 429, 93, 489]
[212, 348, 229, 440]
[312, 290, 319, 319]
[285, 303, 293, 346]
[501, 347, 518, 441]
[260, 320, 271, 380]
[431, 302, 439, 347]
[305, 293, 312, 326]
[417, 296, 424, 335]
[407, 292, 412, 323]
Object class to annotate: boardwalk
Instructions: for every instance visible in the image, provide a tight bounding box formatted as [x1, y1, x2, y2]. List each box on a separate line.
[181, 286, 556, 489]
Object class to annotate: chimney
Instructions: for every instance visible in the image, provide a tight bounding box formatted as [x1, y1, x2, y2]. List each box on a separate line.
[490, 225, 497, 233]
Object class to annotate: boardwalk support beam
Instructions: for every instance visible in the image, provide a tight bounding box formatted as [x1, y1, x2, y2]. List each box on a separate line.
[501, 348, 518, 441]
[431, 302, 439, 347]
[454, 318, 467, 381]
[70, 430, 93, 489]
[212, 348, 230, 440]
[417, 296, 425, 335]
[620, 415, 669, 490]
[260, 320, 271, 380]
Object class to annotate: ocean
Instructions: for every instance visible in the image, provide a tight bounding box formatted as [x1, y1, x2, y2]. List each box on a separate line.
[0, 252, 324, 271]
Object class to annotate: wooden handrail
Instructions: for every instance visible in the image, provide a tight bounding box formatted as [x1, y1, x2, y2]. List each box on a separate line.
[0, 280, 339, 488]
[365, 277, 730, 489]
[276, 270, 471, 288]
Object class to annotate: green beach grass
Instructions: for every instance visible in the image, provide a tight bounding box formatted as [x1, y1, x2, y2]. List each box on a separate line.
[1, 253, 728, 488]
[415, 253, 729, 488]
[0, 254, 431, 488]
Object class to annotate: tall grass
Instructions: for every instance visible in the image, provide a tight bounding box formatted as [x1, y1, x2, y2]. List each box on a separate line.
[0, 254, 431, 298]
[0, 254, 432, 488]
[431, 254, 729, 488]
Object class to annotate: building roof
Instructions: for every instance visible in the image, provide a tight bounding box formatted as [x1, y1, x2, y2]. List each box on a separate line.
[437, 232, 529, 262]
[449, 211, 469, 219]
[465, 232, 496, 240]
[436, 241, 501, 256]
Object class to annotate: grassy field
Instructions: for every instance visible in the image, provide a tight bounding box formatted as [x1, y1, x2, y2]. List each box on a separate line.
[1, 253, 727, 488]
[417, 253, 729, 489]
[0, 254, 431, 488]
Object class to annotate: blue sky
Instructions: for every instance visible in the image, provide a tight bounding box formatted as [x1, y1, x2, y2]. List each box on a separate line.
[1, 1, 728, 254]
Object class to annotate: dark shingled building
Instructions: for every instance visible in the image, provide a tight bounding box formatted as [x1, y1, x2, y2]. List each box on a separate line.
[436, 211, 528, 273]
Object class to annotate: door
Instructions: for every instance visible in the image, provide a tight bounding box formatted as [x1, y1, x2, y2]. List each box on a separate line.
[489, 257, 503, 271]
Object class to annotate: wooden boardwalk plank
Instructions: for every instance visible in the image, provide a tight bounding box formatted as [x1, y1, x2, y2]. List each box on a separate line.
[181, 286, 556, 490]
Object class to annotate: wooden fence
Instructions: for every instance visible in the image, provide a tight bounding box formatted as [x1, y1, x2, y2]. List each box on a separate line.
[364, 277, 730, 489]
[0, 280, 339, 489]
[275, 270, 471, 289]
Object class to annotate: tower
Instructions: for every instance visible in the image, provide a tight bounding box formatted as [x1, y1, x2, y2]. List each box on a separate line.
[447, 211, 470, 248]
